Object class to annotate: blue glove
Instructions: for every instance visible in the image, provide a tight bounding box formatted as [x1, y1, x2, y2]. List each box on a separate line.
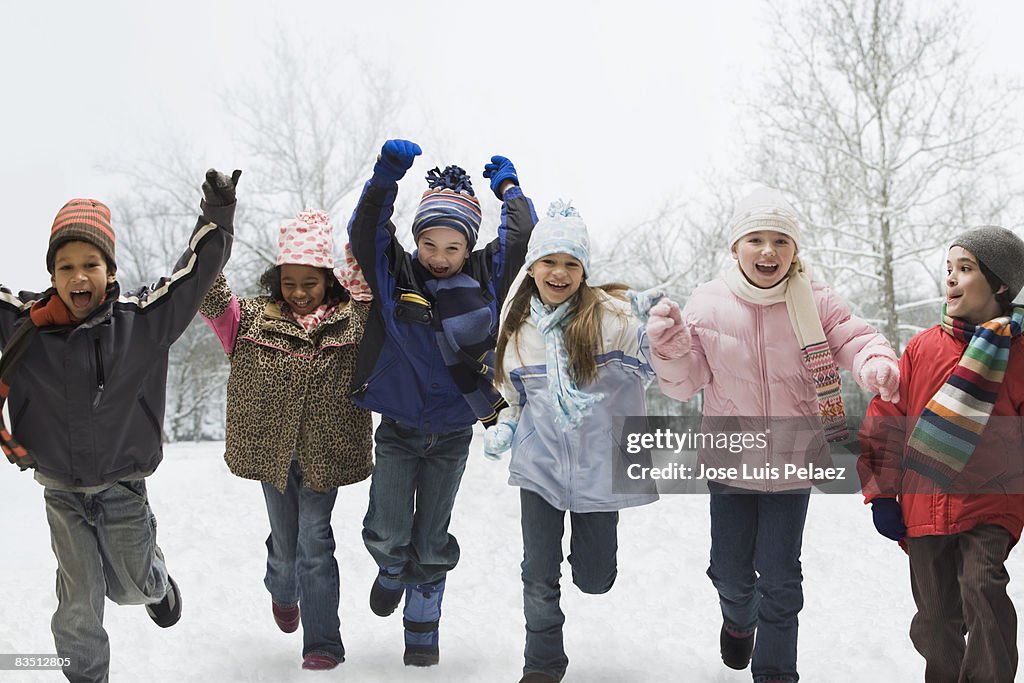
[373, 139, 422, 184]
[482, 155, 519, 200]
[870, 498, 906, 541]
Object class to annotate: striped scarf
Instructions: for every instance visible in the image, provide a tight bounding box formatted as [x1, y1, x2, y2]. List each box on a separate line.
[1, 291, 84, 469]
[724, 264, 847, 441]
[421, 269, 507, 428]
[904, 306, 1024, 486]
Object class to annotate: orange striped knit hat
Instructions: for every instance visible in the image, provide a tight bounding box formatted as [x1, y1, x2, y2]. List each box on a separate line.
[46, 198, 116, 274]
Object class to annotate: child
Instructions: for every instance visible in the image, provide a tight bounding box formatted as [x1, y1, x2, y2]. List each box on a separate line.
[346, 139, 536, 666]
[200, 208, 373, 671]
[858, 226, 1024, 682]
[0, 169, 238, 682]
[646, 187, 899, 683]
[485, 201, 660, 683]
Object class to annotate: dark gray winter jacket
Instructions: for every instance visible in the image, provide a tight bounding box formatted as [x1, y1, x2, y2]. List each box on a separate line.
[0, 201, 233, 487]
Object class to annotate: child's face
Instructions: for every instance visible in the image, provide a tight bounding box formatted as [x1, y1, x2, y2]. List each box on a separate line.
[529, 252, 584, 306]
[731, 230, 797, 289]
[50, 240, 116, 319]
[416, 227, 469, 279]
[280, 264, 327, 315]
[946, 246, 1006, 324]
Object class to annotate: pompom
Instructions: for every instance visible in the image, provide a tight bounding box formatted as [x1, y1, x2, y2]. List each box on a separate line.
[424, 165, 476, 196]
[295, 208, 332, 230]
[546, 199, 579, 220]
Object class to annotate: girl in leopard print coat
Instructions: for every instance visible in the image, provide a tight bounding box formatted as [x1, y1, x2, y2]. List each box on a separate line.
[200, 208, 373, 670]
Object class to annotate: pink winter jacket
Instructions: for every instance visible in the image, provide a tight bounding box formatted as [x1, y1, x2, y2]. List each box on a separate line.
[652, 278, 896, 491]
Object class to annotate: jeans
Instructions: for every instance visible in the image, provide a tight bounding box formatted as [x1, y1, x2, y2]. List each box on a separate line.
[906, 524, 1017, 683]
[520, 488, 619, 680]
[44, 479, 170, 683]
[362, 417, 473, 586]
[707, 484, 810, 683]
[261, 460, 344, 661]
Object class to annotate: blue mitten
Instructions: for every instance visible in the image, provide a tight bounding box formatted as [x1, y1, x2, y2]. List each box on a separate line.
[482, 155, 519, 200]
[373, 139, 422, 184]
[483, 421, 516, 460]
[871, 498, 906, 541]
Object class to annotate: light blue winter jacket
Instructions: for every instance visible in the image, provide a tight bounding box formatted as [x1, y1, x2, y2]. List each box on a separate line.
[497, 291, 660, 513]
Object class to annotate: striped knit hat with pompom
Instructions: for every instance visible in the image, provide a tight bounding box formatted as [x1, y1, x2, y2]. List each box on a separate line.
[412, 165, 482, 249]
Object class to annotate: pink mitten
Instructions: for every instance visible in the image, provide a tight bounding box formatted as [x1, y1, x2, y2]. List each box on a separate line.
[860, 357, 900, 403]
[646, 298, 691, 360]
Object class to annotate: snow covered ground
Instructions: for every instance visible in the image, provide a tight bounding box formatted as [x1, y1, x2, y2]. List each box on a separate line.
[2, 431, 1022, 682]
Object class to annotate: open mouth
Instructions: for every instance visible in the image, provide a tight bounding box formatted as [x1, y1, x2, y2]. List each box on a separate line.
[545, 281, 570, 294]
[291, 298, 313, 310]
[70, 290, 92, 309]
[428, 264, 450, 276]
[754, 263, 779, 275]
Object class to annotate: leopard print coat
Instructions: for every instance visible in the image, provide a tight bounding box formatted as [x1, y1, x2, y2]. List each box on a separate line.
[201, 273, 372, 492]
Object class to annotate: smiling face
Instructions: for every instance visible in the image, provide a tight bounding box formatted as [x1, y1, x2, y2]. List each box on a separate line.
[416, 227, 469, 279]
[945, 246, 1006, 324]
[528, 252, 585, 306]
[50, 240, 116, 319]
[731, 230, 797, 288]
[280, 263, 327, 315]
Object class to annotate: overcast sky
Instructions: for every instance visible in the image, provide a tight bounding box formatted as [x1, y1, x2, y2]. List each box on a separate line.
[1, 1, 1020, 292]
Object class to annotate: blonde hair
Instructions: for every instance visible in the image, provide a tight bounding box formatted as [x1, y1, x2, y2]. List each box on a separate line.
[495, 276, 630, 387]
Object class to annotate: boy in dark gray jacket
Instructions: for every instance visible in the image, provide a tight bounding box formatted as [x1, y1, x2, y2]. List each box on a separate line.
[0, 168, 239, 683]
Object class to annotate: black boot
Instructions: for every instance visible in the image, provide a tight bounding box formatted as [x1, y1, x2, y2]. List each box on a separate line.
[720, 624, 755, 670]
[369, 567, 403, 617]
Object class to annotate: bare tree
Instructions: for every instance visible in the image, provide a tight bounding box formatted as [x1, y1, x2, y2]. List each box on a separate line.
[749, 0, 1022, 347]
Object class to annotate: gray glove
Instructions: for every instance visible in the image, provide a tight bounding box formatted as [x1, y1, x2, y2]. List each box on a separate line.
[202, 169, 242, 206]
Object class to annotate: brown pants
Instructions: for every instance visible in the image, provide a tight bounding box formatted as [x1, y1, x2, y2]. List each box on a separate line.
[906, 524, 1018, 683]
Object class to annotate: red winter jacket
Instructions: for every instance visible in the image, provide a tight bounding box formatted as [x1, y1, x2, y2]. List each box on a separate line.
[858, 325, 1024, 544]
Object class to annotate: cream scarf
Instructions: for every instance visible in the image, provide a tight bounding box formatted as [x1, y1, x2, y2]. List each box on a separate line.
[723, 262, 847, 441]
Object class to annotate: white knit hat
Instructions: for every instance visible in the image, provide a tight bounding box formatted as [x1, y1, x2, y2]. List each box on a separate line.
[727, 187, 802, 248]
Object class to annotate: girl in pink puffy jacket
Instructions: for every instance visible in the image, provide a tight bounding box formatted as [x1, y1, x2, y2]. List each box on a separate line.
[646, 187, 900, 683]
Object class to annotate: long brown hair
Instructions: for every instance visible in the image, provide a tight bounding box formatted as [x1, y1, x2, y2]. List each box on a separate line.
[495, 276, 630, 387]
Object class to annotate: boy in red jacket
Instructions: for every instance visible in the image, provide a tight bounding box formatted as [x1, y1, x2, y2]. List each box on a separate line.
[859, 226, 1024, 683]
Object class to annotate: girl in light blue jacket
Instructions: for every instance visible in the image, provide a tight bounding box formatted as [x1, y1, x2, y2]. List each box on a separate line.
[485, 201, 658, 683]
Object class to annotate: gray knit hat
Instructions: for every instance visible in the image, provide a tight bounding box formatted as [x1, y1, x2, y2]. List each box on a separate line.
[950, 226, 1024, 300]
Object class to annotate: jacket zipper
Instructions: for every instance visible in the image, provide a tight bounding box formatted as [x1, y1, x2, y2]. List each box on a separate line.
[93, 339, 105, 408]
[756, 306, 771, 492]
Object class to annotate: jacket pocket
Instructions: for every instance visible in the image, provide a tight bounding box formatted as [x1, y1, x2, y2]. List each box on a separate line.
[137, 396, 163, 441]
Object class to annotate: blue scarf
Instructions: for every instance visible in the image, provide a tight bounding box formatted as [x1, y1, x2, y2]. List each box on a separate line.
[529, 295, 604, 429]
[423, 270, 507, 427]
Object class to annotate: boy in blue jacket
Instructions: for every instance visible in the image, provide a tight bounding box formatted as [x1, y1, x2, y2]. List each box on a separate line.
[0, 168, 239, 683]
[348, 139, 535, 666]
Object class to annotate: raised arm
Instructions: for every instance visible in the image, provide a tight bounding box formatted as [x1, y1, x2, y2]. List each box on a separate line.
[481, 155, 538, 308]
[121, 168, 239, 345]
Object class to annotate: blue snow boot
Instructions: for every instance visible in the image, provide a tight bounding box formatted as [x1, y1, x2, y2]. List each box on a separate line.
[403, 578, 445, 667]
[370, 566, 404, 617]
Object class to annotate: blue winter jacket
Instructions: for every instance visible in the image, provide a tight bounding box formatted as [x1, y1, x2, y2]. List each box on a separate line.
[347, 178, 536, 433]
[0, 201, 233, 487]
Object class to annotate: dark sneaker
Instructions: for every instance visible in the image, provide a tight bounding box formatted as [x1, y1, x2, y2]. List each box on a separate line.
[272, 600, 300, 633]
[720, 624, 755, 670]
[301, 653, 341, 670]
[146, 575, 182, 628]
[519, 672, 561, 682]
[369, 568, 403, 617]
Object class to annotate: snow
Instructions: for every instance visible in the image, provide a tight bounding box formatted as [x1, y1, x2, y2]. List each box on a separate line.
[2, 431, 1022, 682]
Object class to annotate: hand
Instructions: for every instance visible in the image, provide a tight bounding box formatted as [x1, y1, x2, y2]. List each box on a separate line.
[870, 498, 906, 541]
[861, 357, 900, 403]
[646, 298, 691, 360]
[483, 421, 516, 460]
[202, 169, 242, 206]
[482, 155, 519, 200]
[373, 139, 422, 183]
